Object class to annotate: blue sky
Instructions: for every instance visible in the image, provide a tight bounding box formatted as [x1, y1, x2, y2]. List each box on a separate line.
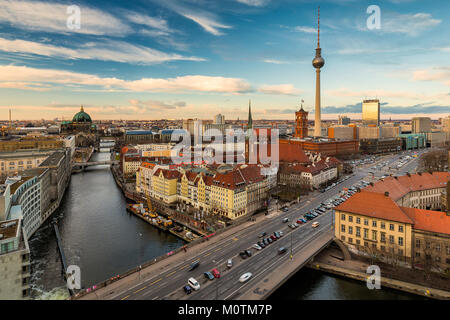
[0, 0, 449, 120]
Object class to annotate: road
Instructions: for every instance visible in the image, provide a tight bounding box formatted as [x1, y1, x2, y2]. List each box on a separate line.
[105, 149, 428, 300]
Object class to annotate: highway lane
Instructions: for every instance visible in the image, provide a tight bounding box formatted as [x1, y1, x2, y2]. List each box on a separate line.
[114, 172, 365, 300]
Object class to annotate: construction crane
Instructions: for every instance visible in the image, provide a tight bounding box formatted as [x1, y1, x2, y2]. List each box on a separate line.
[145, 190, 158, 218]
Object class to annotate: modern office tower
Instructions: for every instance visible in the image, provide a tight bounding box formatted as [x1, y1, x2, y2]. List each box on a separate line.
[312, 7, 324, 137]
[362, 99, 380, 126]
[412, 117, 432, 133]
[338, 115, 350, 125]
[214, 114, 225, 125]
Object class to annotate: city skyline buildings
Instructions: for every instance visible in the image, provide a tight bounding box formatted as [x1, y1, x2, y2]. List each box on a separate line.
[0, 1, 449, 121]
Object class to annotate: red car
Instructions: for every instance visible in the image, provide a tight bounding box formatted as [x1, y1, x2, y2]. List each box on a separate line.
[297, 219, 304, 224]
[211, 268, 220, 278]
[270, 235, 277, 241]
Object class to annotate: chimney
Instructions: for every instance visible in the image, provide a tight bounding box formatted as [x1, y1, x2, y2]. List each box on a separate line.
[418, 172, 422, 176]
[406, 172, 411, 177]
[369, 182, 374, 186]
[384, 191, 389, 197]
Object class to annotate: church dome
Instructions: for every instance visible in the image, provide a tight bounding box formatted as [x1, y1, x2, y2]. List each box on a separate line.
[72, 106, 92, 123]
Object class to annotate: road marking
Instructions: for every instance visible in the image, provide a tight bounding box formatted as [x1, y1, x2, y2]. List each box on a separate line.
[121, 295, 130, 300]
[179, 265, 188, 271]
[204, 252, 211, 257]
[134, 286, 147, 294]
[214, 248, 221, 252]
[166, 271, 177, 277]
[232, 237, 238, 241]
[150, 278, 162, 285]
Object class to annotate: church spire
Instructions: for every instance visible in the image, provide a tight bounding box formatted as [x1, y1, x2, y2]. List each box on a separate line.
[247, 99, 253, 129]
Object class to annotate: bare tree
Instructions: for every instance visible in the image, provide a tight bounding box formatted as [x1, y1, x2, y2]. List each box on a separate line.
[419, 150, 448, 172]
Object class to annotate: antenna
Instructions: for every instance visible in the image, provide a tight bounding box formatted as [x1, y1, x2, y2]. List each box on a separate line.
[317, 6, 320, 48]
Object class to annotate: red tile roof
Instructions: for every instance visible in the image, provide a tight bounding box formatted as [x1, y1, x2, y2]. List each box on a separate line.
[400, 207, 450, 235]
[278, 143, 310, 163]
[335, 191, 414, 224]
[363, 172, 449, 201]
[154, 168, 180, 180]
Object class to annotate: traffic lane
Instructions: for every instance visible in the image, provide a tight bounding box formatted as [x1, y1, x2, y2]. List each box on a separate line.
[187, 214, 332, 300]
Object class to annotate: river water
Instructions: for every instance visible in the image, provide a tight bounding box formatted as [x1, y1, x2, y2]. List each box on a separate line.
[28, 152, 419, 300]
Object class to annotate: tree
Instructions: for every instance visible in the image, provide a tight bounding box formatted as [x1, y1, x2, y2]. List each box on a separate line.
[419, 149, 448, 172]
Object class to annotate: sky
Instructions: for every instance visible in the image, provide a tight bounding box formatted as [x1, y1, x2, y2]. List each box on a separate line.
[0, 0, 449, 121]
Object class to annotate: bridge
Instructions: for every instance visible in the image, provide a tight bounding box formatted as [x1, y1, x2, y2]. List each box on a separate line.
[72, 160, 119, 170]
[72, 171, 362, 301]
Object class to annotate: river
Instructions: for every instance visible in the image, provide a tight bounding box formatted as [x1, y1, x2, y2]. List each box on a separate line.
[28, 152, 420, 300]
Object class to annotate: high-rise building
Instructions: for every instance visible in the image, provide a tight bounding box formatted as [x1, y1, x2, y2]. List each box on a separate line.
[362, 99, 380, 126]
[412, 117, 431, 133]
[312, 6, 324, 138]
[214, 114, 225, 125]
[294, 102, 308, 139]
[338, 115, 350, 125]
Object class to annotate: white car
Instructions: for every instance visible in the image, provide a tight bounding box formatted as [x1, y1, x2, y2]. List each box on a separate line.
[312, 222, 320, 228]
[239, 272, 253, 283]
[188, 277, 201, 290]
[252, 244, 262, 251]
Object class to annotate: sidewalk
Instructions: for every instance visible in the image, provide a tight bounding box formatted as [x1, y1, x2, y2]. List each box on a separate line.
[76, 212, 268, 300]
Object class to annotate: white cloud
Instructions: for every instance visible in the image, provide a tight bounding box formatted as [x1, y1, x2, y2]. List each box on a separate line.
[235, 0, 270, 7]
[125, 13, 170, 33]
[0, 38, 204, 64]
[262, 59, 286, 64]
[326, 88, 448, 100]
[181, 13, 232, 36]
[413, 68, 450, 86]
[0, 0, 131, 36]
[293, 26, 317, 34]
[0, 65, 253, 94]
[258, 84, 300, 95]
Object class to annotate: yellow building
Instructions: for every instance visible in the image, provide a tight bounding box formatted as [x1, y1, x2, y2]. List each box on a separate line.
[0, 136, 64, 152]
[151, 168, 179, 204]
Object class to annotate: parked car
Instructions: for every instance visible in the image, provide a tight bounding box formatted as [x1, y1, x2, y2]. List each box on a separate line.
[183, 285, 192, 294]
[258, 241, 265, 248]
[289, 224, 296, 229]
[204, 271, 214, 280]
[274, 232, 281, 239]
[189, 260, 200, 271]
[279, 231, 284, 237]
[296, 219, 303, 224]
[227, 259, 233, 268]
[270, 235, 277, 241]
[312, 222, 320, 228]
[267, 237, 273, 244]
[278, 247, 287, 254]
[239, 272, 253, 283]
[282, 217, 289, 223]
[239, 251, 248, 259]
[245, 249, 252, 257]
[252, 243, 262, 251]
[211, 268, 220, 278]
[258, 232, 267, 238]
[188, 277, 200, 290]
[263, 238, 270, 245]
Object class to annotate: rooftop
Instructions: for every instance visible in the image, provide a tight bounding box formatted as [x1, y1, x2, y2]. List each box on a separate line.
[0, 219, 19, 241]
[39, 151, 65, 167]
[401, 207, 450, 235]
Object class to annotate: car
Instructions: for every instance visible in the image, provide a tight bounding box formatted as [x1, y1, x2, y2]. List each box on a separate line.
[252, 243, 262, 251]
[301, 218, 307, 223]
[183, 285, 192, 294]
[211, 268, 220, 278]
[296, 219, 303, 224]
[293, 223, 299, 228]
[312, 222, 320, 228]
[270, 235, 277, 241]
[279, 231, 284, 237]
[239, 251, 248, 259]
[263, 238, 269, 245]
[204, 271, 214, 280]
[278, 247, 287, 254]
[267, 237, 273, 244]
[227, 259, 233, 268]
[282, 217, 289, 223]
[258, 232, 267, 238]
[289, 224, 296, 229]
[189, 260, 200, 271]
[258, 241, 265, 248]
[282, 207, 289, 212]
[188, 277, 200, 290]
[274, 232, 281, 239]
[239, 272, 253, 283]
[245, 249, 252, 257]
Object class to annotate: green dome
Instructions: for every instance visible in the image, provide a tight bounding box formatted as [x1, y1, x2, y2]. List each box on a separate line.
[72, 106, 92, 123]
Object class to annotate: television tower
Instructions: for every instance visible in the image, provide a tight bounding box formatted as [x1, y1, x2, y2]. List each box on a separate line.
[312, 6, 325, 138]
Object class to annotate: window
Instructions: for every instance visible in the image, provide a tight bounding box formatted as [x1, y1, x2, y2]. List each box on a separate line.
[356, 227, 361, 237]
[398, 249, 403, 256]
[364, 219, 369, 226]
[447, 246, 450, 255]
[356, 217, 361, 224]
[380, 232, 386, 243]
[341, 225, 346, 233]
[341, 236, 345, 241]
[364, 229, 369, 239]
[398, 225, 404, 233]
[348, 226, 353, 235]
[416, 239, 420, 248]
[381, 245, 385, 252]
[348, 238, 353, 243]
[356, 239, 360, 245]
[398, 237, 403, 246]
[341, 214, 346, 221]
[389, 235, 394, 244]
[380, 222, 385, 229]
[348, 216, 353, 223]
[426, 242, 431, 249]
[372, 221, 377, 228]
[372, 230, 377, 241]
[416, 252, 420, 257]
[389, 224, 394, 231]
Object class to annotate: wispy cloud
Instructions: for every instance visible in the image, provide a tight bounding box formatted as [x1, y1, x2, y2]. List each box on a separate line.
[262, 59, 286, 64]
[259, 84, 301, 95]
[0, 0, 131, 36]
[181, 12, 232, 36]
[0, 38, 204, 64]
[326, 88, 447, 100]
[235, 0, 270, 7]
[0, 65, 253, 94]
[293, 26, 317, 34]
[413, 67, 450, 86]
